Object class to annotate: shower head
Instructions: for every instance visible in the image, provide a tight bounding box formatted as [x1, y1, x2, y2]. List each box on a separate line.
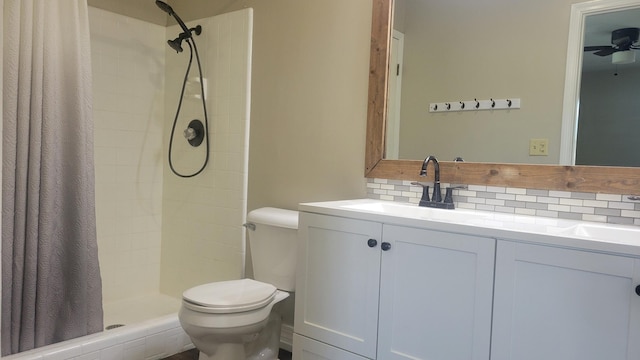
[155, 0, 175, 16]
[168, 38, 184, 53]
[155, 0, 191, 37]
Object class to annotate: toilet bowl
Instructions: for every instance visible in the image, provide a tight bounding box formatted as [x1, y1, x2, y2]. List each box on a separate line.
[179, 279, 289, 360]
[178, 208, 298, 360]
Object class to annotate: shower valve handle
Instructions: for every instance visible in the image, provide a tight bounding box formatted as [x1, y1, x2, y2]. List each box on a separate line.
[184, 127, 197, 141]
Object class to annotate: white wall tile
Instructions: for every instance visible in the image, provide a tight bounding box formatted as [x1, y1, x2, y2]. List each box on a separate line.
[160, 10, 253, 297]
[89, 7, 166, 302]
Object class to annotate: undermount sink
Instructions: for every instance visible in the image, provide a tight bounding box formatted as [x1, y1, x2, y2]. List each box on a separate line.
[301, 199, 640, 245]
[340, 200, 494, 223]
[556, 223, 640, 243]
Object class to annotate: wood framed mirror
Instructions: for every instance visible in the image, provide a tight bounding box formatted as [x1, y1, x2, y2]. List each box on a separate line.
[365, 0, 640, 194]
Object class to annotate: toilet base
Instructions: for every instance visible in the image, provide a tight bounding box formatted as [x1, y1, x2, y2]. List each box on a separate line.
[194, 312, 282, 360]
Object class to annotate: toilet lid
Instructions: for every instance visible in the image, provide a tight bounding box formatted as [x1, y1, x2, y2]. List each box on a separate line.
[182, 279, 277, 313]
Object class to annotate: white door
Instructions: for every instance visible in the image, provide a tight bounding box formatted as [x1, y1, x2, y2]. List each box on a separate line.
[377, 225, 496, 359]
[295, 213, 382, 359]
[385, 30, 404, 160]
[492, 240, 640, 360]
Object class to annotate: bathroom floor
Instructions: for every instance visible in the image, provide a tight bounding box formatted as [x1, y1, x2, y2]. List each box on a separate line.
[163, 348, 293, 360]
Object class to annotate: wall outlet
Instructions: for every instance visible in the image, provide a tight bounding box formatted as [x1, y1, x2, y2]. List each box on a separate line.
[529, 139, 548, 156]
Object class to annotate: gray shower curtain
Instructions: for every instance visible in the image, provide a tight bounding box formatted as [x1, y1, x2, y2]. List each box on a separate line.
[2, 0, 103, 355]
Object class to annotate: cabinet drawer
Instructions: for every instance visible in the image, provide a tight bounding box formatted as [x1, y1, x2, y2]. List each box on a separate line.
[293, 334, 368, 360]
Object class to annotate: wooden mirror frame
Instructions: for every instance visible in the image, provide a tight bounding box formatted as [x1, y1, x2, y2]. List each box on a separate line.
[365, 0, 640, 194]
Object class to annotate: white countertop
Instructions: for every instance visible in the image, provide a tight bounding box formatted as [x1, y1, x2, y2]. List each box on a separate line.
[299, 199, 640, 257]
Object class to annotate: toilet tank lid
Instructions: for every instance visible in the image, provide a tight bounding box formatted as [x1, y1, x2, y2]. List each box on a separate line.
[247, 207, 298, 229]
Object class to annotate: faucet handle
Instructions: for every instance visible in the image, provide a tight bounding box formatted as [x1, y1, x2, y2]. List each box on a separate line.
[444, 188, 454, 204]
[444, 185, 467, 205]
[447, 185, 468, 190]
[411, 181, 432, 187]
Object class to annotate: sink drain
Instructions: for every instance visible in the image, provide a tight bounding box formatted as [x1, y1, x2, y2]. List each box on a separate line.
[105, 324, 125, 330]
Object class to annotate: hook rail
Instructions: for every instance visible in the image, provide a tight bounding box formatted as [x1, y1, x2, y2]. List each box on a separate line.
[429, 98, 521, 113]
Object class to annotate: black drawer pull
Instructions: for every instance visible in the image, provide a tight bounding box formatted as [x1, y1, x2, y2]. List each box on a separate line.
[367, 239, 378, 248]
[381, 242, 391, 251]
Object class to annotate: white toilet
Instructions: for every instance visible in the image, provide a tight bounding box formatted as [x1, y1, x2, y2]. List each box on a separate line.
[178, 207, 299, 360]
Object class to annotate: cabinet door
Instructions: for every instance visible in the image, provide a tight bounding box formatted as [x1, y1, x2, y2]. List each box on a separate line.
[293, 334, 369, 360]
[295, 213, 382, 359]
[377, 225, 496, 360]
[492, 241, 640, 360]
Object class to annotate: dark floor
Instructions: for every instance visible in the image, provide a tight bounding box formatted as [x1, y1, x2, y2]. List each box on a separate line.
[163, 348, 292, 360]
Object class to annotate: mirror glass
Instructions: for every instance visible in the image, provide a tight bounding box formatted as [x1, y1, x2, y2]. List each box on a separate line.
[575, 8, 640, 167]
[386, 0, 640, 167]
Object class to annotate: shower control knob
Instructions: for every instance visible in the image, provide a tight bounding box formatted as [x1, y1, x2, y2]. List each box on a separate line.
[367, 239, 378, 248]
[184, 127, 197, 141]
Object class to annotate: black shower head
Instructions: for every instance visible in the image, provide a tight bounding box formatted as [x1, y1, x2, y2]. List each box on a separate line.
[168, 38, 183, 53]
[155, 0, 175, 16]
[155, 0, 191, 36]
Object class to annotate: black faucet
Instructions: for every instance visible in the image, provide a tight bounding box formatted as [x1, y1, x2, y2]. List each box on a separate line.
[420, 155, 442, 203]
[416, 155, 458, 209]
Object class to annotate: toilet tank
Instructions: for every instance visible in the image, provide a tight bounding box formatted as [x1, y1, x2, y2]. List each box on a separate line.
[246, 207, 299, 291]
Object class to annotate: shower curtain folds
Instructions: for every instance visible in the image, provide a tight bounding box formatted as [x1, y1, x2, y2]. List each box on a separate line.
[2, 0, 103, 355]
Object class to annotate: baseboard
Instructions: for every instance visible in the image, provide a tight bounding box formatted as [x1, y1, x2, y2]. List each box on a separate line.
[280, 323, 294, 352]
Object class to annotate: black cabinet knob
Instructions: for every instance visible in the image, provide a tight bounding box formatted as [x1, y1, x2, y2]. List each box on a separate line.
[636, 285, 640, 296]
[381, 242, 391, 251]
[367, 239, 378, 248]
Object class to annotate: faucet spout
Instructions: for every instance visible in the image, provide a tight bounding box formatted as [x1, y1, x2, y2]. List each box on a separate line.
[419, 155, 441, 202]
[420, 155, 440, 182]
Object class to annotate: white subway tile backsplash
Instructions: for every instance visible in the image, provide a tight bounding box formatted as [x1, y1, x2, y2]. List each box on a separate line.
[609, 202, 635, 210]
[515, 208, 537, 216]
[582, 214, 608, 223]
[548, 204, 571, 212]
[559, 198, 584, 206]
[506, 187, 527, 195]
[486, 186, 506, 193]
[368, 178, 640, 226]
[537, 197, 560, 205]
[582, 199, 608, 208]
[536, 210, 559, 218]
[515, 195, 537, 203]
[569, 206, 595, 215]
[468, 185, 487, 192]
[549, 190, 572, 198]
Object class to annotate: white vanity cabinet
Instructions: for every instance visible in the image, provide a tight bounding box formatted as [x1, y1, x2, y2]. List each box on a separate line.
[377, 225, 495, 360]
[294, 213, 382, 359]
[294, 212, 496, 360]
[292, 199, 640, 360]
[491, 240, 640, 360]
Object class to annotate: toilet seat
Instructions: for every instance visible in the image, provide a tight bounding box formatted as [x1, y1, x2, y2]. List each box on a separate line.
[182, 279, 277, 314]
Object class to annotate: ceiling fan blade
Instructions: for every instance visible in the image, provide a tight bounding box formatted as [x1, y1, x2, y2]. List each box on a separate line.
[583, 45, 617, 56]
[584, 45, 612, 52]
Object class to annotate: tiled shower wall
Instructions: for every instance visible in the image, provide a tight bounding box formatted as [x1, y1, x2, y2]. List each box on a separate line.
[160, 10, 253, 298]
[90, 8, 166, 302]
[90, 7, 253, 301]
[368, 178, 640, 226]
